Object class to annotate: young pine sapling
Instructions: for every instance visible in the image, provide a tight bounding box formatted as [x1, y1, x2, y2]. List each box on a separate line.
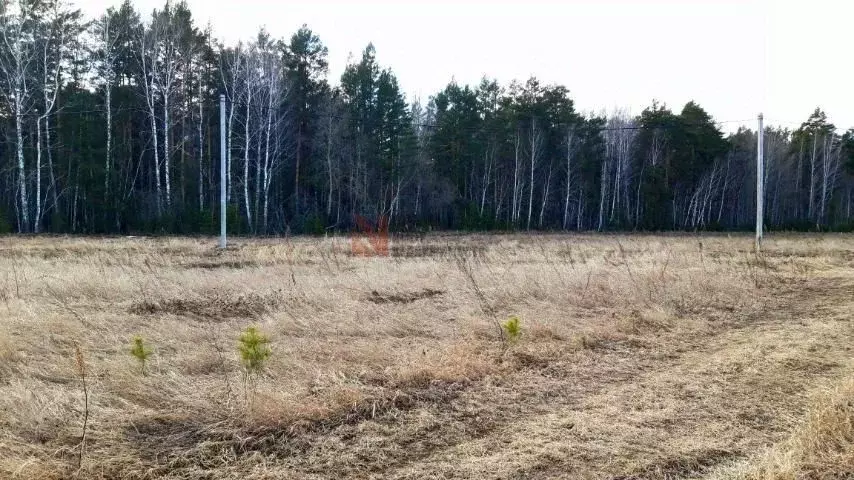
[238, 326, 272, 406]
[130, 335, 153, 375]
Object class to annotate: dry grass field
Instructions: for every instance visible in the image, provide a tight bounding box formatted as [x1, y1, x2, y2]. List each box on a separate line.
[0, 233, 852, 479]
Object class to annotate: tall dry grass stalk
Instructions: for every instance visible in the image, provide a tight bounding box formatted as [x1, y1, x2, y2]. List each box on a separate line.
[73, 343, 88, 472]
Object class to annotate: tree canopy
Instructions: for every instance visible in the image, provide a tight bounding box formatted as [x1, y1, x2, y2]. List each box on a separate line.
[0, 0, 852, 234]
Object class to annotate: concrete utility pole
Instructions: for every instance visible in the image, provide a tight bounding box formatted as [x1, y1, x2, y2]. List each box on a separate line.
[756, 113, 764, 250]
[220, 94, 227, 249]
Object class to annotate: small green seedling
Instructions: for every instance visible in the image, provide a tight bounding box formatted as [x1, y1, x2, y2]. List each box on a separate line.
[502, 316, 522, 344]
[238, 326, 271, 375]
[238, 326, 272, 409]
[130, 335, 153, 375]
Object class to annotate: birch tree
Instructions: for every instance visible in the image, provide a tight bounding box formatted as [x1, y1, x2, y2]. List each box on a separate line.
[526, 117, 542, 230]
[219, 43, 243, 204]
[151, 3, 181, 211]
[255, 30, 286, 234]
[0, 0, 40, 232]
[35, 0, 82, 231]
[95, 8, 121, 207]
[137, 17, 162, 215]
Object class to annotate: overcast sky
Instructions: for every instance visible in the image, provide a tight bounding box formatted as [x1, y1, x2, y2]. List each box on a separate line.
[77, 0, 853, 132]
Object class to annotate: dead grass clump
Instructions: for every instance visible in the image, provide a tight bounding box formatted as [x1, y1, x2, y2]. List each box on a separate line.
[739, 378, 854, 480]
[367, 288, 445, 304]
[142, 381, 466, 467]
[124, 412, 221, 465]
[392, 355, 499, 389]
[178, 351, 230, 376]
[781, 357, 842, 375]
[388, 242, 486, 259]
[363, 342, 500, 390]
[129, 292, 278, 318]
[619, 447, 737, 479]
[511, 350, 552, 369]
[569, 333, 601, 351]
[616, 307, 674, 335]
[0, 331, 17, 367]
[247, 385, 371, 429]
[244, 376, 477, 452]
[109, 375, 174, 410]
[526, 324, 566, 342]
[2, 382, 78, 447]
[183, 259, 257, 269]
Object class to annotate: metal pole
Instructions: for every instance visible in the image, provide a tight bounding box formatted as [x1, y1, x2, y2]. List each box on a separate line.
[219, 94, 227, 249]
[756, 113, 764, 249]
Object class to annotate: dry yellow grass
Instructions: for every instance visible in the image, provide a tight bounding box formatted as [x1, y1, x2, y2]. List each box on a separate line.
[746, 377, 854, 479]
[0, 233, 852, 479]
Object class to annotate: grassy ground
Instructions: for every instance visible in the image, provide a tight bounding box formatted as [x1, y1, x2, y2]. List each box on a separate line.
[0, 233, 852, 479]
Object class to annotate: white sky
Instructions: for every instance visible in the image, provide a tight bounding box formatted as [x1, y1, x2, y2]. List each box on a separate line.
[77, 0, 854, 132]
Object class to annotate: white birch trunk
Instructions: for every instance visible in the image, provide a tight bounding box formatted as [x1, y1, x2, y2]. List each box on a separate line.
[480, 148, 492, 217]
[35, 112, 42, 232]
[198, 79, 204, 210]
[227, 100, 235, 203]
[15, 94, 29, 231]
[139, 32, 162, 215]
[243, 85, 252, 228]
[635, 164, 644, 228]
[563, 129, 573, 230]
[46, 108, 57, 213]
[819, 136, 829, 223]
[808, 134, 818, 221]
[221, 46, 243, 205]
[597, 154, 608, 232]
[262, 100, 272, 234]
[326, 111, 334, 217]
[261, 68, 274, 234]
[539, 164, 552, 228]
[254, 126, 261, 233]
[717, 153, 730, 223]
[148, 100, 161, 215]
[40, 31, 61, 227]
[527, 120, 536, 230]
[512, 132, 520, 224]
[105, 80, 112, 198]
[163, 96, 171, 209]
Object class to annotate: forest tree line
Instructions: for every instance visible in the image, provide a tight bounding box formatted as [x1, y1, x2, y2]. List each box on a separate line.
[1, 0, 853, 234]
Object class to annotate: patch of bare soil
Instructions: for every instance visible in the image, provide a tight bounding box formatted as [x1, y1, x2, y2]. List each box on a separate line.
[129, 292, 278, 318]
[183, 259, 257, 269]
[388, 243, 486, 258]
[367, 288, 446, 304]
